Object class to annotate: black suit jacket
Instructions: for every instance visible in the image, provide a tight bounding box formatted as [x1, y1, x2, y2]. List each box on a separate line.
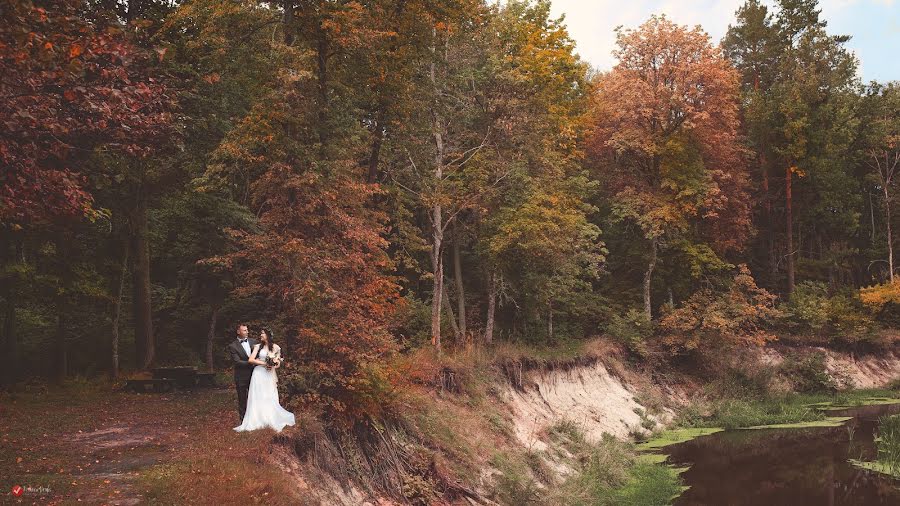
[227, 337, 258, 384]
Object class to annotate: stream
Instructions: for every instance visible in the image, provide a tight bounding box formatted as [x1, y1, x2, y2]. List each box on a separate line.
[659, 404, 900, 505]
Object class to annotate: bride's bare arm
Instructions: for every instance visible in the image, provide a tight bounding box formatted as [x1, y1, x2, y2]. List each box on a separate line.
[248, 344, 265, 365]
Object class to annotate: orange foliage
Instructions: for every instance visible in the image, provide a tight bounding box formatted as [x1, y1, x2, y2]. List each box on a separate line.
[215, 97, 402, 417]
[659, 265, 780, 352]
[859, 281, 900, 310]
[587, 15, 751, 251]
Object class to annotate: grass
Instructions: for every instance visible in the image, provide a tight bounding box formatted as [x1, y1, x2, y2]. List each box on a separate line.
[548, 424, 686, 506]
[673, 389, 900, 431]
[851, 413, 900, 479]
[741, 416, 852, 430]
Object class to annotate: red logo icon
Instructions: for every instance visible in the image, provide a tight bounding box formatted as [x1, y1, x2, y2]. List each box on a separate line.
[11, 485, 24, 497]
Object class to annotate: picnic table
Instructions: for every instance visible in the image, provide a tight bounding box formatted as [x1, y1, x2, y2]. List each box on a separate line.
[152, 366, 200, 389]
[123, 367, 218, 393]
[124, 378, 176, 393]
[152, 367, 218, 388]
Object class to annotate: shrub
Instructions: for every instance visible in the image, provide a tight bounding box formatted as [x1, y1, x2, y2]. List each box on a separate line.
[659, 265, 779, 353]
[860, 281, 900, 327]
[875, 414, 900, 476]
[779, 351, 839, 393]
[605, 309, 654, 355]
[781, 282, 878, 343]
[781, 281, 830, 332]
[826, 294, 877, 344]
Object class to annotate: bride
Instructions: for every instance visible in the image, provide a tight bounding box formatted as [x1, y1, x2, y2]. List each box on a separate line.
[234, 328, 296, 432]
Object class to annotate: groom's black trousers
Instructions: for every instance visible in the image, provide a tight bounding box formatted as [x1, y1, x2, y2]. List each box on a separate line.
[236, 379, 251, 420]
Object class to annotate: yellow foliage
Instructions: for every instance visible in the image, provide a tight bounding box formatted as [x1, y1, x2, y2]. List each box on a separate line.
[859, 281, 900, 310]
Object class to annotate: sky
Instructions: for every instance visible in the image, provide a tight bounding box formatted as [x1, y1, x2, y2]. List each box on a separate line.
[546, 0, 900, 83]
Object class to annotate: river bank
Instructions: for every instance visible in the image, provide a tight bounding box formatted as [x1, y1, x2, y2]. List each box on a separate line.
[2, 340, 897, 504]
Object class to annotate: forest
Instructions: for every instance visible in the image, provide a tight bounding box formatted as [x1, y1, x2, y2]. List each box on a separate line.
[2, 0, 899, 412]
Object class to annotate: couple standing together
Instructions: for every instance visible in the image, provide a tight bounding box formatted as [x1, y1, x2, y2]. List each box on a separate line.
[228, 324, 296, 432]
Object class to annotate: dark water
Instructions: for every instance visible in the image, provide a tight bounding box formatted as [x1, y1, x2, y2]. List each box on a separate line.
[660, 404, 900, 506]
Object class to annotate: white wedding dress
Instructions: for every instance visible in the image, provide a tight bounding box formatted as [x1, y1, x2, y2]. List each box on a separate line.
[234, 345, 296, 432]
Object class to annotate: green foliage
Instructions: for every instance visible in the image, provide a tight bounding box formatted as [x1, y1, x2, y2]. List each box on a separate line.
[780, 282, 877, 343]
[606, 309, 654, 355]
[550, 429, 684, 506]
[779, 351, 840, 393]
[875, 414, 900, 475]
[782, 281, 833, 332]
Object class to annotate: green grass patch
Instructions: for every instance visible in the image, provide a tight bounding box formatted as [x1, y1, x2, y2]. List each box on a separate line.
[612, 458, 689, 506]
[636, 427, 724, 450]
[849, 459, 900, 479]
[813, 397, 900, 411]
[675, 389, 900, 431]
[545, 424, 686, 506]
[740, 416, 852, 430]
[852, 414, 900, 479]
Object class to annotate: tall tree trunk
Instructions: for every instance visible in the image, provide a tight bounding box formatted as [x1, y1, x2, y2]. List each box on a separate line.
[430, 242, 443, 350]
[452, 224, 466, 339]
[131, 186, 154, 370]
[367, 111, 385, 183]
[282, 0, 295, 45]
[870, 192, 877, 246]
[484, 271, 497, 345]
[761, 154, 777, 287]
[55, 235, 70, 382]
[786, 165, 795, 295]
[442, 282, 460, 341]
[1, 234, 18, 386]
[643, 237, 658, 320]
[111, 243, 128, 380]
[429, 29, 444, 351]
[885, 186, 894, 282]
[206, 305, 221, 372]
[316, 25, 329, 151]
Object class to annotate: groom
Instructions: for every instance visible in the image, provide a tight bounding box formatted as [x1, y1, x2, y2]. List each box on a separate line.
[227, 324, 257, 422]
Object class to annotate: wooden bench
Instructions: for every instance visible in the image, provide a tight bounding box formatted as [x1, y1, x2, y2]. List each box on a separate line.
[196, 372, 217, 387]
[125, 378, 176, 393]
[153, 367, 199, 389]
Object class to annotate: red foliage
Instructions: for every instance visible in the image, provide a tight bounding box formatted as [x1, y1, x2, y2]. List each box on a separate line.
[0, 0, 172, 224]
[233, 163, 403, 416]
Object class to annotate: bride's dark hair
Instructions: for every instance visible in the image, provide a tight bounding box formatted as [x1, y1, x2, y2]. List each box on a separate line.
[260, 328, 274, 351]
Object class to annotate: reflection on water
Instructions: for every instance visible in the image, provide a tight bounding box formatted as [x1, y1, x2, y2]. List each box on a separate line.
[658, 404, 900, 506]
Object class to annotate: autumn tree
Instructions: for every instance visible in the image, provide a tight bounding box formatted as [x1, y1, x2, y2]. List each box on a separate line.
[0, 0, 172, 376]
[476, 0, 602, 342]
[587, 15, 751, 320]
[0, 0, 171, 225]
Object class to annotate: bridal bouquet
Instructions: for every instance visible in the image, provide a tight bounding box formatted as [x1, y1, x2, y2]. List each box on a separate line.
[265, 349, 282, 368]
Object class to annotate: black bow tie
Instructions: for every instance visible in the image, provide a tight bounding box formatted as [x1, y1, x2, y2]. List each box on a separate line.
[240, 339, 248, 343]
